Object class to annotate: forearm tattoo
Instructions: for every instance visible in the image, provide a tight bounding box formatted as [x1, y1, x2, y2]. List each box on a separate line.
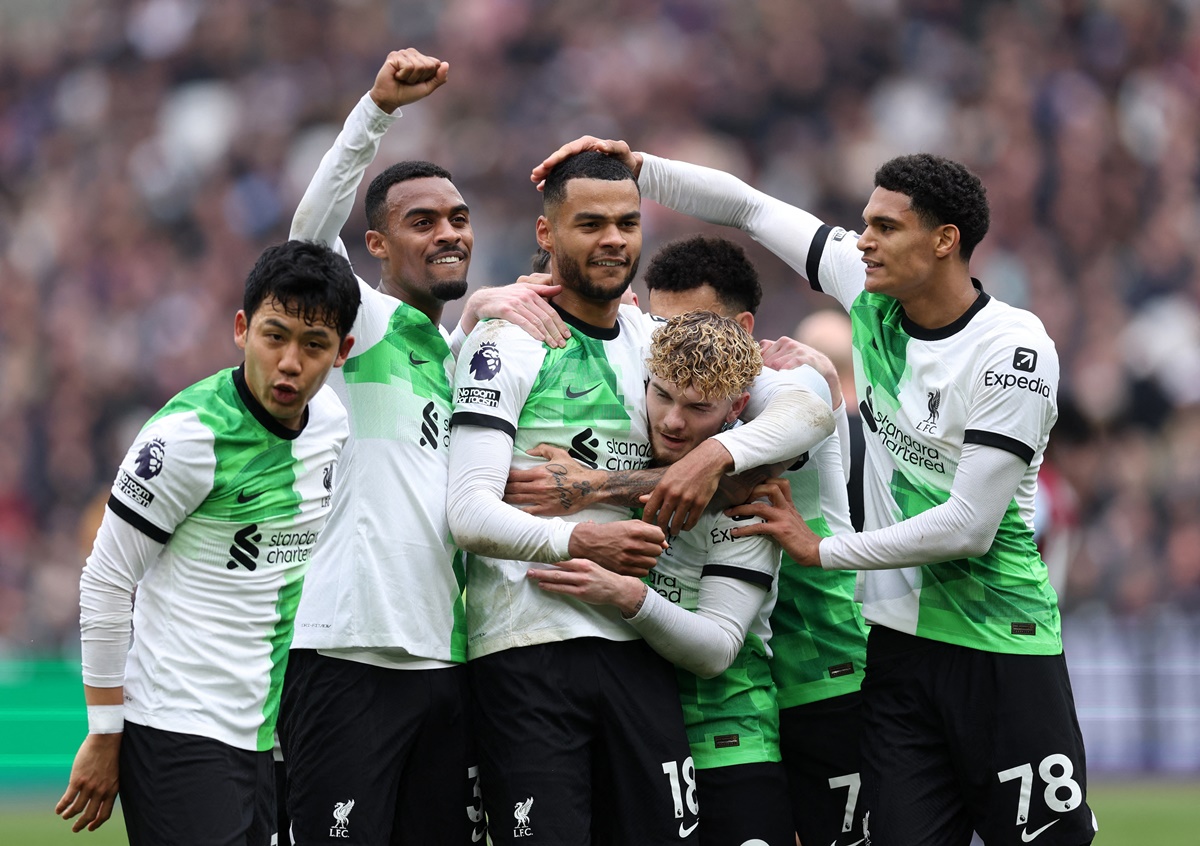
[543, 463, 664, 511]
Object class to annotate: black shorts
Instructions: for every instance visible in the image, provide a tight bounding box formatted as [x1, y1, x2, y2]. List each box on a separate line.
[119, 720, 275, 846]
[278, 650, 482, 845]
[694, 761, 793, 846]
[468, 637, 697, 845]
[860, 626, 1097, 846]
[778, 691, 866, 846]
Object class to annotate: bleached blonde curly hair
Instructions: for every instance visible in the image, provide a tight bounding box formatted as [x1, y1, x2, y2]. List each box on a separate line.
[647, 310, 763, 401]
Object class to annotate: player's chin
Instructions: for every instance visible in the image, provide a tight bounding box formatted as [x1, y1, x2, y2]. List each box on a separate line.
[430, 278, 469, 301]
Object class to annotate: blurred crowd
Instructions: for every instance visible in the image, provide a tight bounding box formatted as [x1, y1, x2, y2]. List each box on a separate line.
[2, 0, 1198, 658]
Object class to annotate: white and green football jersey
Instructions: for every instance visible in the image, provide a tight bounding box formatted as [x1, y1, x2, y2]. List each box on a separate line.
[109, 367, 347, 751]
[807, 225, 1062, 655]
[451, 305, 656, 658]
[292, 282, 467, 663]
[286, 94, 466, 664]
[651, 509, 782, 769]
[767, 368, 868, 708]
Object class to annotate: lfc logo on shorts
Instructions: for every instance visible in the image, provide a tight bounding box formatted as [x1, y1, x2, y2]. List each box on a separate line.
[330, 799, 354, 838]
[513, 796, 533, 838]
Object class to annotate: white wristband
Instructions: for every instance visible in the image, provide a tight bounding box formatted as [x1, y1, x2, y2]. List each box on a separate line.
[87, 704, 124, 735]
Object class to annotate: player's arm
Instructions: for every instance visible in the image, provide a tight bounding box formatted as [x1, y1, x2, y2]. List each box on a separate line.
[57, 416, 214, 831]
[504, 443, 661, 514]
[730, 443, 1027, 568]
[528, 560, 767, 679]
[55, 511, 161, 832]
[446, 426, 665, 576]
[290, 48, 448, 251]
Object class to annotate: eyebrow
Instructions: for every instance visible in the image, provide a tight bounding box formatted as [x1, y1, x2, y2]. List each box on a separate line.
[261, 317, 334, 337]
[404, 203, 470, 219]
[572, 210, 641, 223]
[863, 212, 903, 227]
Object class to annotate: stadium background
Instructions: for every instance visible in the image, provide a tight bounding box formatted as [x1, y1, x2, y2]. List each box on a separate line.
[0, 0, 1197, 841]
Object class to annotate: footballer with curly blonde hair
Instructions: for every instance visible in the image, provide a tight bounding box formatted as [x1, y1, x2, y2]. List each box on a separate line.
[529, 308, 799, 846]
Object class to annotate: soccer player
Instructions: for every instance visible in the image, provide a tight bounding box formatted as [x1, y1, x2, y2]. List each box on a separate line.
[278, 49, 569, 845]
[527, 309, 795, 846]
[446, 151, 833, 844]
[534, 138, 1097, 845]
[55, 239, 359, 844]
[507, 234, 870, 846]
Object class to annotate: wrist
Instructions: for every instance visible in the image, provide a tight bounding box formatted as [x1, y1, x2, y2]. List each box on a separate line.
[87, 704, 124, 735]
[699, 437, 735, 473]
[566, 521, 593, 559]
[368, 90, 402, 115]
[621, 583, 649, 619]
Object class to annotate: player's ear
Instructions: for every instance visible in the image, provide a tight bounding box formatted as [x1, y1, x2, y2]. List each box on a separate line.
[728, 392, 750, 423]
[234, 310, 249, 351]
[933, 223, 960, 260]
[335, 335, 355, 367]
[735, 311, 754, 334]
[535, 215, 553, 252]
[365, 229, 388, 259]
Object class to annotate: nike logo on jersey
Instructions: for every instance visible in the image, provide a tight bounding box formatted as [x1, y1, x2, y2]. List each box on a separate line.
[1020, 820, 1059, 842]
[409, 351, 430, 366]
[677, 819, 698, 838]
[565, 384, 599, 399]
[237, 489, 264, 504]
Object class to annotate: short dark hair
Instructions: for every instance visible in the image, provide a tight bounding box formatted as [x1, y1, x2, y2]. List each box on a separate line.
[243, 240, 360, 340]
[365, 160, 454, 231]
[643, 235, 762, 315]
[542, 151, 638, 213]
[874, 153, 990, 260]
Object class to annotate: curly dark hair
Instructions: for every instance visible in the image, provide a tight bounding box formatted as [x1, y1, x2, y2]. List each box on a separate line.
[243, 240, 361, 339]
[643, 235, 762, 315]
[874, 153, 990, 260]
[365, 160, 454, 231]
[542, 150, 638, 213]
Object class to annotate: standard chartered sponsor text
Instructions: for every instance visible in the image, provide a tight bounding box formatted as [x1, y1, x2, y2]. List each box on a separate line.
[871, 411, 946, 473]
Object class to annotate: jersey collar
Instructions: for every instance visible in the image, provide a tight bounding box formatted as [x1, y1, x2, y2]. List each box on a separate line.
[233, 365, 306, 440]
[551, 302, 621, 340]
[901, 278, 991, 341]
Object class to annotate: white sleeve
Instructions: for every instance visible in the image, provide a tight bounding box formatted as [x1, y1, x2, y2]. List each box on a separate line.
[446, 321, 468, 361]
[446, 425, 576, 563]
[79, 508, 164, 688]
[710, 366, 834, 473]
[637, 153, 867, 311]
[626, 576, 768, 679]
[290, 92, 401, 256]
[820, 443, 1027, 570]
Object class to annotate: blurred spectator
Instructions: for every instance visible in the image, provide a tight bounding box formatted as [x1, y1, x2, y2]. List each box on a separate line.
[1, 0, 1198, 657]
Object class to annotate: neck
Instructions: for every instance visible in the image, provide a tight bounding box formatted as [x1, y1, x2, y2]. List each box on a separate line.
[378, 280, 444, 326]
[899, 269, 978, 330]
[552, 288, 622, 328]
